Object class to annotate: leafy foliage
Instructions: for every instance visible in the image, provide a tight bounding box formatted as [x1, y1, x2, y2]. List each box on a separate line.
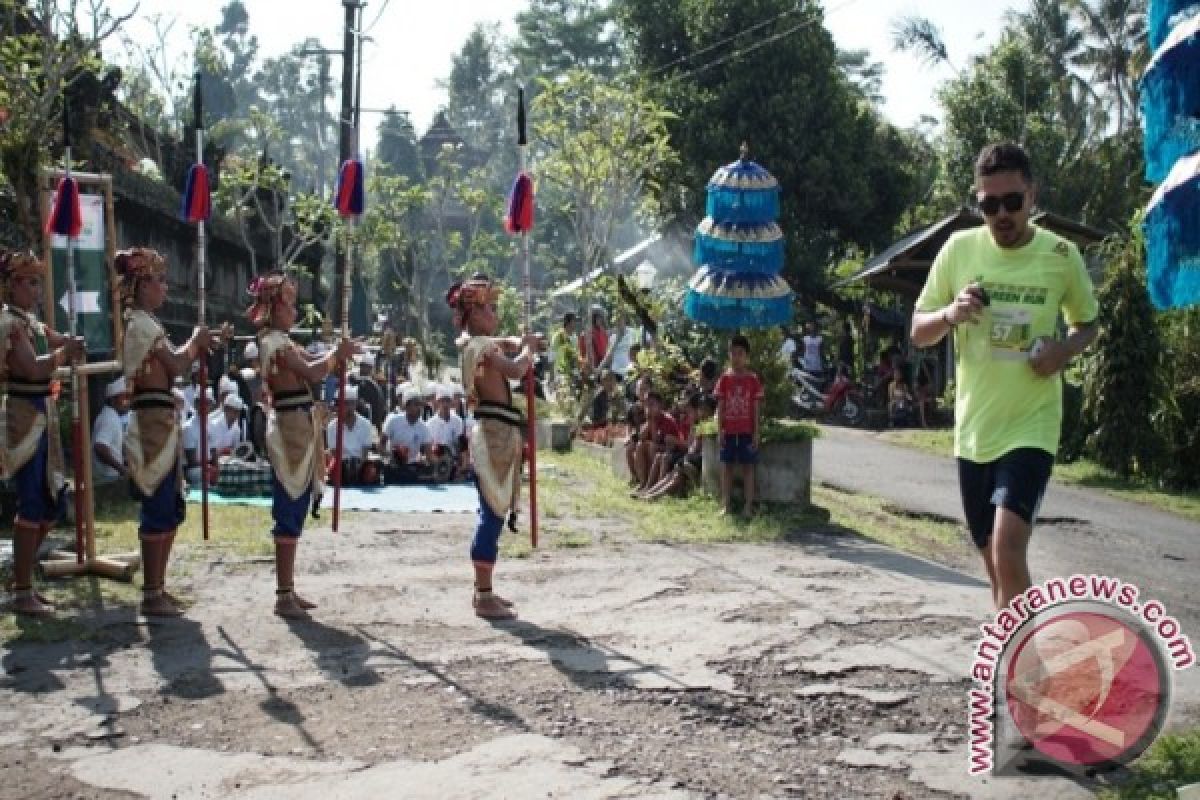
[618, 0, 927, 297]
[0, 0, 132, 242]
[1080, 223, 1165, 478]
[532, 69, 678, 280]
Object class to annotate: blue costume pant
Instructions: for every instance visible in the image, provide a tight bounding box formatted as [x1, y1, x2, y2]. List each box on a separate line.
[271, 474, 312, 538]
[469, 481, 504, 566]
[14, 429, 58, 526]
[139, 472, 185, 537]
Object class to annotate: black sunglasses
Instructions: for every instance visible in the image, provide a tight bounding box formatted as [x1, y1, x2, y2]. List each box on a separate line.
[977, 192, 1025, 216]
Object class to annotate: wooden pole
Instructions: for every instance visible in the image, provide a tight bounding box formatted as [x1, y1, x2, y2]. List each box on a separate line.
[517, 87, 538, 549]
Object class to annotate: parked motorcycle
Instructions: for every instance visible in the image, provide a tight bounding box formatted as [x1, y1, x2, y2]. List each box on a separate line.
[791, 367, 868, 427]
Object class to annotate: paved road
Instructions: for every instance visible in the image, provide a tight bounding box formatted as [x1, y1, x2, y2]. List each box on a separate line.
[813, 424, 1200, 652]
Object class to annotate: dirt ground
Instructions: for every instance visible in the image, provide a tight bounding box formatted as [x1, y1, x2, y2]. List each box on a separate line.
[0, 470, 1184, 799]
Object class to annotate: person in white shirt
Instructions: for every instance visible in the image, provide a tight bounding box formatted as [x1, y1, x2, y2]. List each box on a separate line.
[382, 391, 433, 482]
[427, 388, 464, 448]
[92, 377, 130, 484]
[801, 321, 825, 375]
[325, 386, 378, 484]
[427, 387, 467, 478]
[779, 327, 798, 365]
[174, 388, 202, 488]
[207, 394, 246, 458]
[607, 317, 637, 377]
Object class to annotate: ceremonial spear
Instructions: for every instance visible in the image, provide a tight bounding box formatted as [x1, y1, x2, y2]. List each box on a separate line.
[46, 97, 85, 563]
[181, 73, 213, 540]
[331, 153, 365, 532]
[504, 87, 538, 548]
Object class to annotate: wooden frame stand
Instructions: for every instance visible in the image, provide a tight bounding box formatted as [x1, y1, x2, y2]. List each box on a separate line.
[36, 169, 139, 582]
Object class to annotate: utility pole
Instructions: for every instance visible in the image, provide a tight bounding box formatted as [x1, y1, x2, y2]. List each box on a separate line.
[335, 0, 362, 333]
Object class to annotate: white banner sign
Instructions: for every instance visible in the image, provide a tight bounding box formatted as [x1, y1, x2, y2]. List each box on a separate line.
[48, 192, 105, 251]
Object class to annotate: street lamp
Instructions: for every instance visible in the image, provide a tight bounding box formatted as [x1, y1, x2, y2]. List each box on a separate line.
[633, 260, 657, 291]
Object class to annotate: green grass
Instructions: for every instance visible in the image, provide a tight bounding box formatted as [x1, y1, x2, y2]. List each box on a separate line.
[1, 493, 340, 644]
[879, 427, 1200, 524]
[92, 491, 277, 560]
[539, 449, 829, 546]
[812, 483, 967, 561]
[1097, 728, 1200, 799]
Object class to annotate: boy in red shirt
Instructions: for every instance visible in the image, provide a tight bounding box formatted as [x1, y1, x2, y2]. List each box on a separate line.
[631, 389, 681, 491]
[714, 334, 763, 518]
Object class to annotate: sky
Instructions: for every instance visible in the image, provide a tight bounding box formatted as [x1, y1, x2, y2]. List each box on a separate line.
[105, 0, 1027, 145]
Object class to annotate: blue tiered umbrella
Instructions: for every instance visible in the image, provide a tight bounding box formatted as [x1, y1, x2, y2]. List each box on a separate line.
[1143, 0, 1200, 309]
[684, 148, 793, 329]
[1145, 152, 1200, 309]
[1142, 11, 1200, 183]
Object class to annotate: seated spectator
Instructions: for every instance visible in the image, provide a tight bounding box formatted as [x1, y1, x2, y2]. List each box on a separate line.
[623, 399, 647, 484]
[427, 386, 467, 477]
[632, 390, 682, 491]
[326, 386, 379, 485]
[639, 393, 716, 501]
[637, 392, 696, 495]
[888, 374, 915, 428]
[92, 377, 130, 485]
[382, 391, 433, 482]
[587, 370, 626, 444]
[177, 388, 202, 488]
[207, 393, 247, 459]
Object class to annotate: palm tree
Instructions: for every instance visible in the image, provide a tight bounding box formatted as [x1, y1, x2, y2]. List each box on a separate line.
[1069, 0, 1148, 133]
[1007, 0, 1105, 169]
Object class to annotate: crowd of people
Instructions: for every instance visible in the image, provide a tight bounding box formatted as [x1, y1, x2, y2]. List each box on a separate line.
[550, 303, 765, 517]
[89, 343, 480, 501]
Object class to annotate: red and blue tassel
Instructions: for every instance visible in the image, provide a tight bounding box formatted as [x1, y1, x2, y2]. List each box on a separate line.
[504, 172, 534, 234]
[335, 158, 365, 217]
[180, 162, 211, 223]
[46, 175, 83, 238]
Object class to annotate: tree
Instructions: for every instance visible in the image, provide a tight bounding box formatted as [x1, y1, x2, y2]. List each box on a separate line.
[443, 24, 505, 154]
[620, 0, 925, 296]
[1080, 225, 1165, 478]
[512, 0, 622, 90]
[213, 108, 337, 277]
[1069, 0, 1147, 134]
[838, 48, 885, 106]
[376, 108, 423, 183]
[532, 69, 677, 287]
[0, 0, 133, 242]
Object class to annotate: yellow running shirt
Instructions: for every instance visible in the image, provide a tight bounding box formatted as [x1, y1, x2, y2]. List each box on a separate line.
[916, 225, 1098, 463]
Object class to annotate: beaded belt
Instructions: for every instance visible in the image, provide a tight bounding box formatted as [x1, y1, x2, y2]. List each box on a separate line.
[131, 389, 174, 411]
[475, 402, 524, 428]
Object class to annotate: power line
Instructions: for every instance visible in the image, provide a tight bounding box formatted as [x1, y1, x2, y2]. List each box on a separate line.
[646, 2, 812, 77]
[664, 0, 867, 85]
[361, 0, 392, 36]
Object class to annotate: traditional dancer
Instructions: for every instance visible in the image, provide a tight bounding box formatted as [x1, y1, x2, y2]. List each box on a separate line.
[249, 272, 354, 618]
[448, 274, 540, 620]
[0, 251, 84, 616]
[117, 247, 212, 617]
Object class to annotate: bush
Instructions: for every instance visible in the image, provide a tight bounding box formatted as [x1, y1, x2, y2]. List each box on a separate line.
[1080, 227, 1166, 478]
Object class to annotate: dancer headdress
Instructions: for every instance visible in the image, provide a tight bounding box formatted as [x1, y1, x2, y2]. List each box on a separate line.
[246, 272, 296, 328]
[115, 247, 167, 309]
[446, 274, 501, 329]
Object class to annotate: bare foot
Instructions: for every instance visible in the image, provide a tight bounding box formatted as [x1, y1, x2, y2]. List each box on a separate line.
[474, 592, 517, 620]
[274, 592, 311, 619]
[162, 591, 187, 608]
[140, 592, 183, 617]
[292, 592, 318, 610]
[12, 591, 55, 617]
